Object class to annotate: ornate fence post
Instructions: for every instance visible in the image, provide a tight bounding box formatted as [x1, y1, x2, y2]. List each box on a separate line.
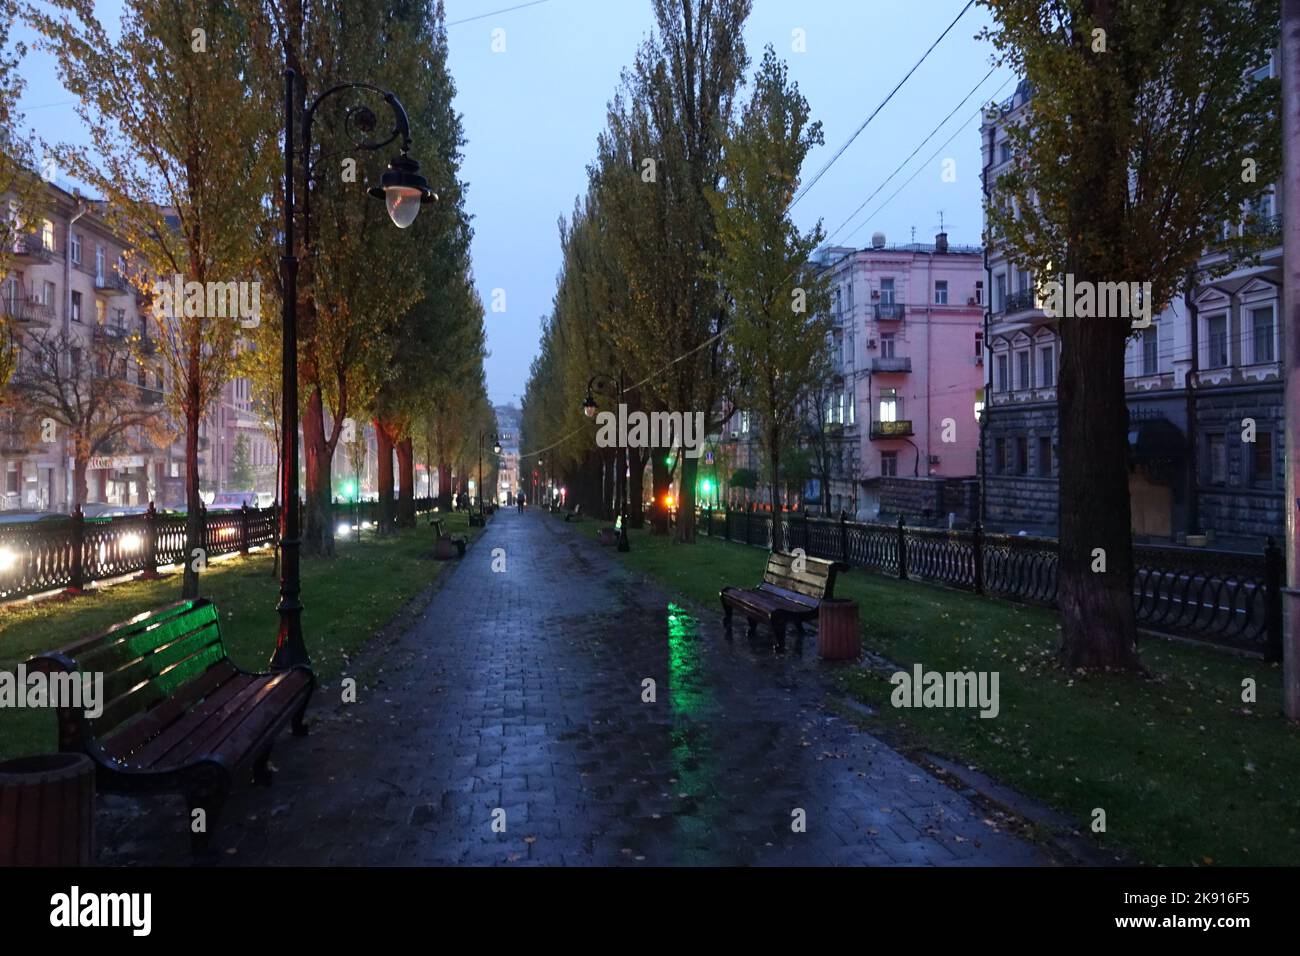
[1265, 536, 1283, 662]
[239, 503, 251, 556]
[804, 510, 811, 553]
[745, 504, 752, 546]
[840, 510, 849, 564]
[704, 504, 711, 536]
[723, 508, 730, 541]
[973, 520, 985, 595]
[897, 513, 908, 580]
[141, 501, 160, 580]
[68, 506, 86, 594]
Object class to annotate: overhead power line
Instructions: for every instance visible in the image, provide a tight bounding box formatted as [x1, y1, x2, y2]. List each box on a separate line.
[447, 0, 553, 27]
[788, 0, 976, 211]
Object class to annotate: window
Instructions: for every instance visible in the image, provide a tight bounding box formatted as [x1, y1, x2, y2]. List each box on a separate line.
[70, 232, 81, 265]
[1251, 432, 1274, 489]
[1252, 306, 1275, 364]
[833, 287, 842, 316]
[740, 410, 749, 434]
[95, 246, 105, 280]
[95, 299, 106, 325]
[999, 140, 1012, 164]
[974, 331, 984, 357]
[846, 280, 854, 312]
[1, 277, 15, 309]
[880, 332, 896, 358]
[1142, 327, 1158, 375]
[114, 307, 125, 328]
[993, 438, 1006, 476]
[845, 390, 855, 425]
[42, 280, 55, 306]
[70, 291, 82, 323]
[41, 220, 54, 250]
[996, 354, 1009, 393]
[1208, 434, 1226, 485]
[1016, 436, 1028, 476]
[1039, 345, 1054, 388]
[974, 280, 983, 305]
[1017, 350, 1030, 390]
[934, 280, 948, 305]
[1037, 436, 1052, 477]
[994, 273, 1007, 312]
[880, 451, 898, 477]
[879, 278, 895, 305]
[1206, 315, 1228, 367]
[5, 462, 17, 495]
[878, 387, 899, 422]
[1249, 54, 1274, 83]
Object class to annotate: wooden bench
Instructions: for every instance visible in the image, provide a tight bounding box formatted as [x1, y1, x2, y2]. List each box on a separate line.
[28, 598, 314, 853]
[431, 517, 467, 558]
[563, 504, 583, 522]
[720, 551, 848, 649]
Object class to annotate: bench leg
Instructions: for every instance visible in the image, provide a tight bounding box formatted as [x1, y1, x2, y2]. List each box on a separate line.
[184, 765, 231, 856]
[720, 597, 733, 628]
[772, 619, 787, 652]
[252, 750, 274, 786]
[291, 688, 313, 738]
[746, 618, 758, 639]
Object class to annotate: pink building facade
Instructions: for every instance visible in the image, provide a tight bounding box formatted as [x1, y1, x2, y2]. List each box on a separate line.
[813, 235, 985, 519]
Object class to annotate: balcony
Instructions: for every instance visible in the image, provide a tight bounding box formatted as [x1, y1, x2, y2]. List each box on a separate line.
[0, 298, 55, 326]
[1242, 213, 1281, 241]
[92, 323, 130, 344]
[1000, 288, 1038, 316]
[12, 233, 52, 263]
[94, 272, 131, 296]
[874, 302, 905, 321]
[137, 385, 164, 406]
[870, 419, 913, 439]
[870, 356, 912, 373]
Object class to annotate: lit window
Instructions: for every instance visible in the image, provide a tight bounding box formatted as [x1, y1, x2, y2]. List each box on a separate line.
[934, 280, 948, 305]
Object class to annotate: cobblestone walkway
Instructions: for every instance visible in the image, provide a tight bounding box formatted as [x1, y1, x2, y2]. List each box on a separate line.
[99, 510, 1053, 866]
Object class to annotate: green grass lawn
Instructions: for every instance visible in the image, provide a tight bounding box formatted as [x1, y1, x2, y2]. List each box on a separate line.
[568, 515, 1300, 867]
[0, 512, 479, 761]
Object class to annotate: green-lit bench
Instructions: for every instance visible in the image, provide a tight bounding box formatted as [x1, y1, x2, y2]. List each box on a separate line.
[29, 598, 314, 853]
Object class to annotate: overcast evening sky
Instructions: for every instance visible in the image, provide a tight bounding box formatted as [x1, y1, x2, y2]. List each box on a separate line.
[12, 0, 1014, 407]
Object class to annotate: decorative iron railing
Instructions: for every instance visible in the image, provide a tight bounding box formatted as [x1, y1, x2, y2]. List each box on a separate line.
[698, 507, 1282, 658]
[0, 497, 438, 603]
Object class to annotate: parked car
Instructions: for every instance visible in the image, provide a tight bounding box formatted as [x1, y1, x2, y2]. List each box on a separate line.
[208, 491, 258, 511]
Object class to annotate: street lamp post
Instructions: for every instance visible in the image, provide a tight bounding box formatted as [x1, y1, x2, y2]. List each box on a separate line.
[270, 66, 435, 671]
[583, 371, 629, 552]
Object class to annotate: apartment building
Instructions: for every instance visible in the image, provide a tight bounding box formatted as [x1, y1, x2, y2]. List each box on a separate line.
[718, 235, 986, 520]
[979, 65, 1283, 549]
[2, 177, 264, 510]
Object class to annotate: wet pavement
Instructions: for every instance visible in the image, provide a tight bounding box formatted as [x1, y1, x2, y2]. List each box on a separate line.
[98, 510, 1053, 866]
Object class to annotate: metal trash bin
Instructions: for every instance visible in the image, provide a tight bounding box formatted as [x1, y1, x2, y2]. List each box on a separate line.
[817, 598, 861, 661]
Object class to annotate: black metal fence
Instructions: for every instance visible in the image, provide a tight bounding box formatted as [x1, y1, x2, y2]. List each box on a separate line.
[0, 498, 437, 603]
[699, 507, 1283, 659]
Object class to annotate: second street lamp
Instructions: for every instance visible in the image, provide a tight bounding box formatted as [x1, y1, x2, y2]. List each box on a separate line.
[271, 66, 435, 672]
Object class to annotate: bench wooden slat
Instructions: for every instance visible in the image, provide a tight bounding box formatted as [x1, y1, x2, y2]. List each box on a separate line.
[28, 597, 315, 853]
[100, 660, 241, 760]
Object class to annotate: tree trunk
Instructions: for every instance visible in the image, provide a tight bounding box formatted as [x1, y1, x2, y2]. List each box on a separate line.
[769, 430, 783, 552]
[436, 462, 453, 511]
[302, 388, 334, 557]
[676, 454, 697, 543]
[628, 449, 646, 527]
[375, 418, 395, 533]
[1056, 274, 1141, 671]
[650, 448, 670, 535]
[72, 452, 88, 510]
[396, 435, 415, 528]
[181, 343, 202, 600]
